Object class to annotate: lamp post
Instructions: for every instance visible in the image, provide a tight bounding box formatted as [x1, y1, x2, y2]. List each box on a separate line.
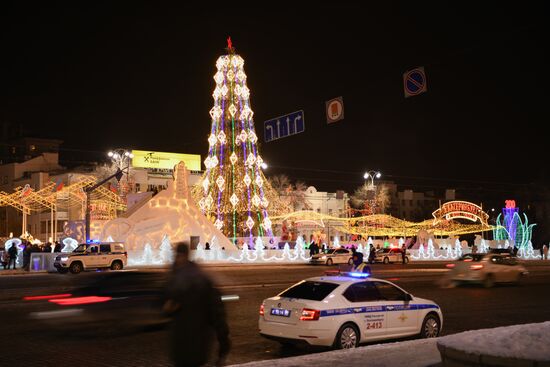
[363, 170, 382, 190]
[362, 170, 381, 216]
[108, 149, 134, 172]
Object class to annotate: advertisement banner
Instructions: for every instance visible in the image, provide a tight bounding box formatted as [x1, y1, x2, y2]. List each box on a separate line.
[131, 150, 201, 171]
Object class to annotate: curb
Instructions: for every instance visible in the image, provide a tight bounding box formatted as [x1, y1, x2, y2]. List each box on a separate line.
[437, 342, 550, 367]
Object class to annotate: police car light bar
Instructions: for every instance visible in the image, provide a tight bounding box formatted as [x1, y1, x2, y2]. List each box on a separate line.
[324, 270, 370, 278]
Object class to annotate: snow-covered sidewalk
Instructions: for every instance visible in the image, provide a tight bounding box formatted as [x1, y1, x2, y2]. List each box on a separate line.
[230, 338, 441, 367]
[231, 322, 550, 367]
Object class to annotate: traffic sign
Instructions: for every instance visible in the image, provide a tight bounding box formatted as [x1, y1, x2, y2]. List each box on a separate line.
[403, 67, 427, 98]
[264, 110, 305, 142]
[326, 97, 344, 124]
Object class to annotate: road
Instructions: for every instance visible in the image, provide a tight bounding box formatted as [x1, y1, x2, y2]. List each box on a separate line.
[1, 261, 550, 366]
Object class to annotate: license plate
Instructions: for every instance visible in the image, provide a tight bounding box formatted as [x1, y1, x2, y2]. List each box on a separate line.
[270, 308, 291, 317]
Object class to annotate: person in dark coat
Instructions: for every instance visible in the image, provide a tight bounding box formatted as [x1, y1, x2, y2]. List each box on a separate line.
[163, 242, 230, 367]
[7, 244, 18, 269]
[22, 242, 32, 270]
[368, 245, 376, 264]
[54, 241, 62, 252]
[43, 242, 52, 253]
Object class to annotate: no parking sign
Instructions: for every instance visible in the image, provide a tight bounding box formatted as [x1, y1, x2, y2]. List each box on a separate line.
[403, 67, 427, 98]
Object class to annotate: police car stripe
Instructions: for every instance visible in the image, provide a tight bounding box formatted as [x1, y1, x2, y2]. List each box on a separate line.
[320, 304, 439, 317]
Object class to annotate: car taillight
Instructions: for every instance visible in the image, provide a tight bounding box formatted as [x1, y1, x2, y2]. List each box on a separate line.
[300, 308, 320, 321]
[259, 303, 264, 316]
[49, 296, 112, 306]
[23, 293, 72, 301]
[446, 264, 455, 269]
[470, 264, 484, 270]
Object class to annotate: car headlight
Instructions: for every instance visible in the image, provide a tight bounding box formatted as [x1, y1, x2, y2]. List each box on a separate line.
[60, 256, 69, 261]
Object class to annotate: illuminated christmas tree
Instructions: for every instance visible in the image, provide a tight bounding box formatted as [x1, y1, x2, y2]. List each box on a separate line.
[195, 38, 276, 241]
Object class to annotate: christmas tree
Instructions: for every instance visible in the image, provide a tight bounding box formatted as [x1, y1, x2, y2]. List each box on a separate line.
[195, 38, 277, 241]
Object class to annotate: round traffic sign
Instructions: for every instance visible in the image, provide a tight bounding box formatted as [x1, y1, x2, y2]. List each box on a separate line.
[327, 99, 343, 121]
[404, 69, 426, 95]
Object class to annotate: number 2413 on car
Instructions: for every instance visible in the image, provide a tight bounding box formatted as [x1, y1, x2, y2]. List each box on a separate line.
[366, 321, 383, 329]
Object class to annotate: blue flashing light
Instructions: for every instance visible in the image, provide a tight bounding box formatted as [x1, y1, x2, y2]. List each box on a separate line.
[86, 239, 100, 244]
[347, 272, 370, 278]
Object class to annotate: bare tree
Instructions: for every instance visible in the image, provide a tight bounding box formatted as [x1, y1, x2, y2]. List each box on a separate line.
[267, 175, 311, 211]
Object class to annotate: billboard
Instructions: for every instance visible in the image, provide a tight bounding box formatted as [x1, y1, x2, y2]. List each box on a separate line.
[131, 150, 201, 171]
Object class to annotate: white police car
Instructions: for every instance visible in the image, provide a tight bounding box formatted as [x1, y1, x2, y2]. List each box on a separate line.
[259, 272, 442, 349]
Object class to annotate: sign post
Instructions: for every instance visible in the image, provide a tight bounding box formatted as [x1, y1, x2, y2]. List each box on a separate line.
[264, 110, 305, 142]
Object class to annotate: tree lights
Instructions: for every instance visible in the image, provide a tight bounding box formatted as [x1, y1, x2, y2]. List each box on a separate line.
[194, 39, 278, 241]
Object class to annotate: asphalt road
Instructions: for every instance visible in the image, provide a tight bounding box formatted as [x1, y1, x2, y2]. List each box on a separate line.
[1, 262, 550, 366]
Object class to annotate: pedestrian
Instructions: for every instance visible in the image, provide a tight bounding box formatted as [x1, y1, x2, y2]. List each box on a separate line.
[54, 241, 61, 252]
[43, 242, 52, 253]
[7, 243, 18, 269]
[163, 242, 230, 367]
[351, 252, 371, 274]
[368, 245, 376, 264]
[205, 242, 210, 250]
[401, 244, 407, 264]
[22, 242, 32, 270]
[543, 244, 549, 260]
[351, 246, 363, 264]
[309, 241, 318, 257]
[0, 247, 8, 269]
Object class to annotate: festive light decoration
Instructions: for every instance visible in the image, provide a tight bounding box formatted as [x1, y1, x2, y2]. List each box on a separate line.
[270, 211, 495, 237]
[493, 201, 536, 250]
[192, 40, 281, 241]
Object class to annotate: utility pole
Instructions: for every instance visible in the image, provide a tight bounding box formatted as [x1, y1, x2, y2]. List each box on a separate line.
[85, 167, 125, 242]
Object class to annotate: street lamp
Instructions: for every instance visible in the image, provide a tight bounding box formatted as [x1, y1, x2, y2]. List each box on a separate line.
[363, 170, 382, 189]
[260, 162, 268, 170]
[108, 149, 133, 170]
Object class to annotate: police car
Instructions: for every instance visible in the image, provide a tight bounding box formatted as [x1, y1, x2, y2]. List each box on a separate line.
[259, 272, 442, 349]
[54, 242, 127, 274]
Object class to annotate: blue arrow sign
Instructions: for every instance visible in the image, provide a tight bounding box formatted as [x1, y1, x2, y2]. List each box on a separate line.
[264, 110, 305, 142]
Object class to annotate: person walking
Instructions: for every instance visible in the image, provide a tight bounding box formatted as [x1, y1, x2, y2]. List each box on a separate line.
[54, 241, 62, 252]
[543, 244, 549, 260]
[368, 245, 376, 264]
[7, 243, 18, 269]
[401, 244, 408, 264]
[0, 247, 8, 269]
[163, 242, 230, 367]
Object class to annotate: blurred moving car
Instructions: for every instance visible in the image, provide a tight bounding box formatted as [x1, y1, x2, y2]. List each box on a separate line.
[310, 248, 353, 266]
[374, 248, 409, 264]
[259, 271, 442, 349]
[446, 253, 528, 288]
[27, 271, 168, 334]
[54, 242, 127, 274]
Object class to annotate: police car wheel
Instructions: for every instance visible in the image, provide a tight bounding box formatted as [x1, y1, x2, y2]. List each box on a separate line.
[383, 257, 389, 264]
[334, 323, 359, 349]
[326, 258, 333, 266]
[69, 262, 82, 274]
[347, 258, 353, 265]
[420, 314, 440, 338]
[111, 261, 123, 270]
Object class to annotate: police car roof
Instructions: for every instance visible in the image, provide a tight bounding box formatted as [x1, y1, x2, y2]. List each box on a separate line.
[306, 275, 384, 284]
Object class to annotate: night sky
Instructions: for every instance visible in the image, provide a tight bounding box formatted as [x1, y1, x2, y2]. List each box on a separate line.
[1, 3, 548, 194]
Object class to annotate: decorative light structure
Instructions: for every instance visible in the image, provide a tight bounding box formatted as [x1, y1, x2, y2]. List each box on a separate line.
[493, 200, 536, 249]
[196, 38, 275, 241]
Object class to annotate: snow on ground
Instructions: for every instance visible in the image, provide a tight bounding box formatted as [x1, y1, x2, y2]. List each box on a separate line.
[437, 321, 550, 362]
[229, 338, 441, 367]
[231, 322, 550, 367]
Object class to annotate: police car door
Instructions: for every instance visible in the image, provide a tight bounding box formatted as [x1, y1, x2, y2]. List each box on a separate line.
[86, 245, 101, 267]
[374, 281, 418, 337]
[342, 281, 387, 340]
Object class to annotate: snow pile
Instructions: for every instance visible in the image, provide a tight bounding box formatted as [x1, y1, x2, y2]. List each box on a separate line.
[230, 338, 440, 367]
[438, 321, 550, 362]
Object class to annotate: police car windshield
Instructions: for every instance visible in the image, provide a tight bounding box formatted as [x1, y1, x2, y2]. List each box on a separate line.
[279, 281, 338, 301]
[73, 244, 87, 253]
